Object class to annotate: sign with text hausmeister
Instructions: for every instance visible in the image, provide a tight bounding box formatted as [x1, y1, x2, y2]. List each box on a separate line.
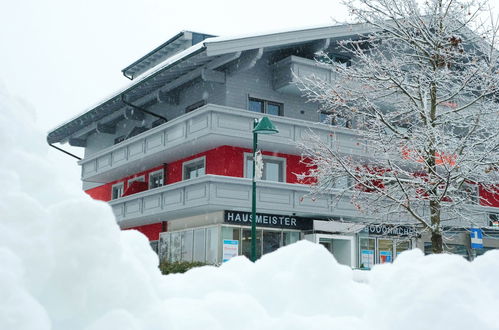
[224, 211, 312, 230]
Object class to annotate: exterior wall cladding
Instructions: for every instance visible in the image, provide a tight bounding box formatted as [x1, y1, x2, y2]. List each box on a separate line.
[48, 27, 499, 267]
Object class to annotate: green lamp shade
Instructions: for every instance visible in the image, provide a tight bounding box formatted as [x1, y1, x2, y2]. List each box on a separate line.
[253, 116, 279, 134]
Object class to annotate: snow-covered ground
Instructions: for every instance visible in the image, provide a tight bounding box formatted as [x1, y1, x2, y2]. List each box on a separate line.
[1, 86, 499, 330]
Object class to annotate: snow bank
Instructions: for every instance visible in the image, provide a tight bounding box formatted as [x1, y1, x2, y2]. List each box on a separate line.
[1, 86, 498, 330]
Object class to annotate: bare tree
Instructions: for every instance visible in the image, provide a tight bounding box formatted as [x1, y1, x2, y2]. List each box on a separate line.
[299, 0, 499, 253]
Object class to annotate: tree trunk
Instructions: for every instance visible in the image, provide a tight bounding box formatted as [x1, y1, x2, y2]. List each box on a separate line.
[431, 230, 443, 254]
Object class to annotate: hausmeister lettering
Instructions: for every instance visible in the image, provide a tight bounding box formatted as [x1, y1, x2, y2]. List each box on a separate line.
[224, 211, 312, 230]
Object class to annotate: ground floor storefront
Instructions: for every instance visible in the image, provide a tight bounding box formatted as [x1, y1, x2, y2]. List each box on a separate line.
[153, 210, 499, 268]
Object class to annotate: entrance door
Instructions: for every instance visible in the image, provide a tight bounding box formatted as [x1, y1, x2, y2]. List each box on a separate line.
[319, 238, 333, 253]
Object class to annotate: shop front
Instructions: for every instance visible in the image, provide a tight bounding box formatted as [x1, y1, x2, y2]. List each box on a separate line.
[358, 224, 416, 269]
[158, 210, 311, 264]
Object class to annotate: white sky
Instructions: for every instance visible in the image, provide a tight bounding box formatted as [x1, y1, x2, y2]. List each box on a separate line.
[0, 0, 349, 132]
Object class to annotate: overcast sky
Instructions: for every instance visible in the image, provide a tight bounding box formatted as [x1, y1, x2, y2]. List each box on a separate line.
[1, 0, 349, 132]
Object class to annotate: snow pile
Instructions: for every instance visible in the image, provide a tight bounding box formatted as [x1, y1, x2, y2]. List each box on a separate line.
[1, 86, 499, 330]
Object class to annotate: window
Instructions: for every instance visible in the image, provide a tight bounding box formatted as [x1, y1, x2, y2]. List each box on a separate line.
[111, 183, 124, 200]
[149, 170, 164, 189]
[183, 157, 206, 180]
[248, 97, 283, 116]
[245, 154, 285, 182]
[185, 100, 206, 113]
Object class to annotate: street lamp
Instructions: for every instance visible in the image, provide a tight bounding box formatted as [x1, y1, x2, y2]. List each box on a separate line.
[251, 116, 279, 262]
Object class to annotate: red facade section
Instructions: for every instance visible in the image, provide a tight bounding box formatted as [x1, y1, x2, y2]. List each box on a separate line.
[123, 222, 165, 241]
[84, 145, 314, 203]
[480, 185, 499, 207]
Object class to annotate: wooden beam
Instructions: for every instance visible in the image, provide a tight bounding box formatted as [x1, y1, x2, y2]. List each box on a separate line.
[124, 107, 145, 121]
[201, 68, 225, 83]
[96, 123, 116, 134]
[156, 90, 179, 104]
[228, 48, 263, 74]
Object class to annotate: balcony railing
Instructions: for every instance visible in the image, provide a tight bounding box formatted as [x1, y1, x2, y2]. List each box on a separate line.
[108, 175, 358, 227]
[79, 104, 365, 183]
[109, 175, 492, 228]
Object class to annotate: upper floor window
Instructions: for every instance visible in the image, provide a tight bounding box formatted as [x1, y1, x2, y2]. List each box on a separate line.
[111, 182, 124, 200]
[245, 153, 285, 182]
[149, 170, 164, 189]
[183, 157, 206, 180]
[248, 97, 283, 116]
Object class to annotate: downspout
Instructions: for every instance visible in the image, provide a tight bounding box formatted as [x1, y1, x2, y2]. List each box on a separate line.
[121, 94, 168, 122]
[49, 143, 82, 160]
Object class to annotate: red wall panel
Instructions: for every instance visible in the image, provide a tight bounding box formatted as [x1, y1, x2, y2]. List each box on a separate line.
[85, 145, 314, 202]
[480, 185, 499, 207]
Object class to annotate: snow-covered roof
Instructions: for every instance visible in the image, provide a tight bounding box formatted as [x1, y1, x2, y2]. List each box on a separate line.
[47, 24, 372, 144]
[122, 31, 216, 80]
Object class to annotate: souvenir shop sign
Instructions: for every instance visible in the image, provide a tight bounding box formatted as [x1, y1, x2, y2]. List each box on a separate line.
[365, 224, 416, 237]
[224, 211, 313, 230]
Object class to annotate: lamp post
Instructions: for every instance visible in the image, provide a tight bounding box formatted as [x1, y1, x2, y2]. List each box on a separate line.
[251, 116, 279, 262]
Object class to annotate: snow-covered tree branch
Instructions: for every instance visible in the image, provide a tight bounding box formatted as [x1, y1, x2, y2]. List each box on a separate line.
[299, 0, 499, 253]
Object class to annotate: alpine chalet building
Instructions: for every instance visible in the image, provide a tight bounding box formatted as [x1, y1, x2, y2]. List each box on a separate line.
[47, 27, 499, 268]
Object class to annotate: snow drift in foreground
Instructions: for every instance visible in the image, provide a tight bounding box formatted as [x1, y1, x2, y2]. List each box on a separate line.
[1, 86, 499, 330]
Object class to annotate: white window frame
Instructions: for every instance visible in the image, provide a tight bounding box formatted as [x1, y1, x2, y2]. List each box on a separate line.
[182, 156, 206, 180]
[111, 182, 124, 200]
[148, 170, 164, 189]
[244, 152, 286, 182]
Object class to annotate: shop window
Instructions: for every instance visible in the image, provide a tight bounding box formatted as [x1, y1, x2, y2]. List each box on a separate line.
[149, 170, 164, 189]
[241, 228, 262, 260]
[193, 228, 206, 262]
[181, 230, 194, 262]
[111, 182, 124, 200]
[245, 154, 285, 182]
[359, 237, 375, 270]
[158, 233, 170, 262]
[170, 232, 182, 262]
[395, 240, 411, 257]
[205, 227, 218, 264]
[183, 157, 206, 180]
[283, 231, 300, 246]
[262, 231, 281, 254]
[248, 97, 283, 116]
